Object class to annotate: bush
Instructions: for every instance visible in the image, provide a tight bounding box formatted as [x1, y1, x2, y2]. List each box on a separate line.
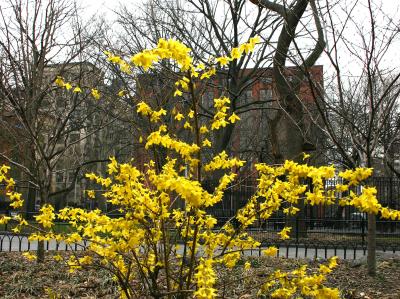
[2, 38, 400, 299]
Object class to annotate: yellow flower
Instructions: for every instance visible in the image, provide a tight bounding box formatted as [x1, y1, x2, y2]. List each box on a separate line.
[197, 63, 205, 70]
[335, 184, 348, 192]
[328, 256, 338, 269]
[204, 151, 244, 171]
[240, 43, 254, 54]
[73, 87, 82, 93]
[199, 126, 209, 134]
[278, 227, 291, 240]
[200, 68, 216, 80]
[202, 139, 212, 147]
[55, 76, 64, 87]
[131, 51, 157, 71]
[230, 47, 243, 60]
[53, 254, 63, 262]
[228, 113, 240, 123]
[263, 246, 278, 257]
[244, 261, 251, 270]
[174, 89, 183, 97]
[316, 287, 340, 299]
[136, 102, 152, 116]
[319, 264, 332, 274]
[9, 191, 24, 208]
[215, 56, 230, 66]
[205, 216, 217, 229]
[87, 190, 95, 198]
[0, 216, 11, 225]
[302, 152, 311, 160]
[194, 259, 217, 299]
[118, 90, 126, 97]
[22, 252, 37, 261]
[91, 89, 101, 100]
[175, 113, 184, 121]
[64, 82, 72, 90]
[184, 121, 192, 129]
[249, 36, 261, 46]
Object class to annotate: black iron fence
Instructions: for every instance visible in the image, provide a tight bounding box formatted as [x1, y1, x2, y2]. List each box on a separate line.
[0, 232, 88, 252]
[202, 176, 400, 251]
[1, 231, 397, 260]
[1, 176, 400, 257]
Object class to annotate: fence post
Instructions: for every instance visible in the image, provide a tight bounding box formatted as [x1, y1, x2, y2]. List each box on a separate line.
[361, 215, 365, 247]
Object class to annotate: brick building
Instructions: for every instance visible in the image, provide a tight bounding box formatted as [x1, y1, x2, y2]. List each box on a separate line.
[200, 65, 324, 167]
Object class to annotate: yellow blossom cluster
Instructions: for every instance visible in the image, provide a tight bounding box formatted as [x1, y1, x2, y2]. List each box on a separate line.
[210, 97, 240, 130]
[193, 259, 217, 299]
[145, 125, 200, 165]
[130, 38, 192, 71]
[104, 51, 132, 74]
[55, 76, 82, 93]
[136, 101, 167, 122]
[339, 167, 373, 186]
[4, 154, 398, 298]
[204, 151, 244, 171]
[226, 36, 261, 63]
[35, 204, 56, 228]
[0, 165, 23, 225]
[54, 76, 104, 101]
[259, 257, 340, 298]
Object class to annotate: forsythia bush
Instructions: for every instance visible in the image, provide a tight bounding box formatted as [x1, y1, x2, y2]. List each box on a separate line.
[2, 38, 400, 299]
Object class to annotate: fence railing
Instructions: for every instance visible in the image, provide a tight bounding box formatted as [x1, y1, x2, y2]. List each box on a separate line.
[0, 232, 88, 252]
[1, 176, 400, 258]
[1, 230, 398, 260]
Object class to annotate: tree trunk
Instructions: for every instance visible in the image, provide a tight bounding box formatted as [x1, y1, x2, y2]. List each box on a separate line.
[362, 155, 376, 276]
[37, 240, 45, 263]
[367, 212, 376, 275]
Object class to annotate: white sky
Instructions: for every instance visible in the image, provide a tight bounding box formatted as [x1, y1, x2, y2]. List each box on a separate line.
[5, 0, 396, 77]
[79, 0, 142, 20]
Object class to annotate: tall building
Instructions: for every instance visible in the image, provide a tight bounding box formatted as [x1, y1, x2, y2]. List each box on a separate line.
[0, 61, 134, 213]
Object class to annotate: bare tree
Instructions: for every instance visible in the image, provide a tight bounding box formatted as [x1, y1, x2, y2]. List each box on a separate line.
[113, 0, 329, 173]
[0, 0, 115, 261]
[291, 0, 400, 274]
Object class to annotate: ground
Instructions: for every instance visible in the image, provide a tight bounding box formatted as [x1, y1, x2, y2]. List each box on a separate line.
[0, 252, 399, 298]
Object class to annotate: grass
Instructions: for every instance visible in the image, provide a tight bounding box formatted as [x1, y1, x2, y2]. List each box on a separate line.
[0, 221, 74, 234]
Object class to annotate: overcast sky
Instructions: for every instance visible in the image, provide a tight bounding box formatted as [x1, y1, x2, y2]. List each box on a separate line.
[77, 0, 400, 76]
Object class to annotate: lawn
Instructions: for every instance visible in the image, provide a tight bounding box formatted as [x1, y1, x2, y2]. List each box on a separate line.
[0, 221, 74, 234]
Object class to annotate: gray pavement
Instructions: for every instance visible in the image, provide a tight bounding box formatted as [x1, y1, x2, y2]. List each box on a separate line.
[0, 234, 86, 251]
[2, 233, 399, 260]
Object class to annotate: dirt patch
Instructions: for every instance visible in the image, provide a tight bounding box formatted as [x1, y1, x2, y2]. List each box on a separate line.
[1, 252, 400, 298]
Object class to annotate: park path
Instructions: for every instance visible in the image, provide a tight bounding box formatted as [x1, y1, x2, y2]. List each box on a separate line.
[2, 233, 395, 260]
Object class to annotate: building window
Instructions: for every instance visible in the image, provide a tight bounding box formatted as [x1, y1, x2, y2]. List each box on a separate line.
[68, 170, 75, 183]
[56, 171, 64, 184]
[260, 89, 272, 101]
[238, 90, 252, 106]
[260, 89, 276, 118]
[262, 77, 272, 84]
[202, 91, 214, 108]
